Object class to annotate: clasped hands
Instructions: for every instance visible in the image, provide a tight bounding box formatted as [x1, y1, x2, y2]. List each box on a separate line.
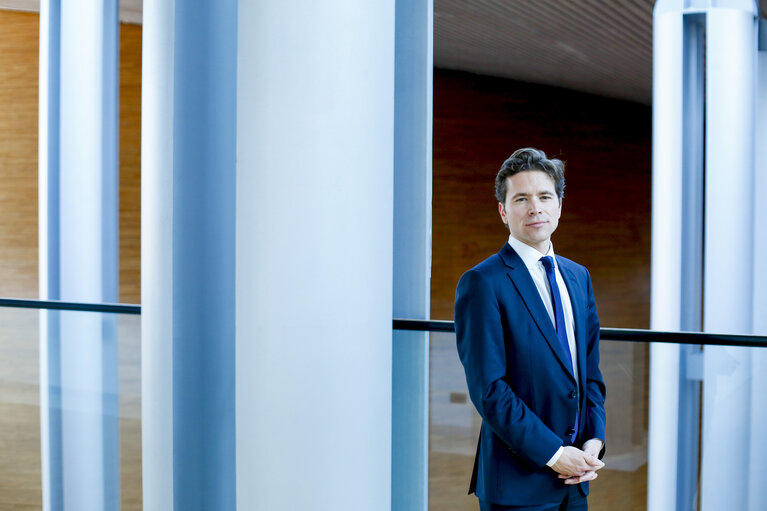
[551, 438, 604, 485]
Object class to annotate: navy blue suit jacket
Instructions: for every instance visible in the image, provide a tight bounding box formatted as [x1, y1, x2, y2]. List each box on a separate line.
[455, 243, 606, 506]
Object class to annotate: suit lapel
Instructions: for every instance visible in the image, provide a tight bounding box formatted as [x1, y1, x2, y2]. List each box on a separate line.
[557, 260, 587, 390]
[499, 245, 575, 379]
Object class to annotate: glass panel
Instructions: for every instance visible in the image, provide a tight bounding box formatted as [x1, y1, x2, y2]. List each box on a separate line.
[118, 312, 142, 511]
[0, 307, 141, 510]
[700, 345, 766, 510]
[428, 331, 479, 511]
[392, 329, 429, 509]
[428, 332, 649, 511]
[588, 340, 648, 510]
[0, 307, 40, 506]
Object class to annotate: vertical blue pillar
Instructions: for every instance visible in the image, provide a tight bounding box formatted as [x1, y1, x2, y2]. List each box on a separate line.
[392, 0, 433, 510]
[38, 0, 120, 509]
[141, 0, 237, 510]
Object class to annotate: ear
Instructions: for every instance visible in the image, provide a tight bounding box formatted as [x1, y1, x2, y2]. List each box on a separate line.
[498, 202, 507, 224]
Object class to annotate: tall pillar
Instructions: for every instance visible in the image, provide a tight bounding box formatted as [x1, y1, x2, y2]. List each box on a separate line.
[648, 4, 685, 509]
[143, 1, 396, 510]
[391, 1, 433, 510]
[141, 0, 237, 510]
[651, 1, 761, 510]
[38, 0, 120, 510]
[235, 2, 395, 509]
[701, 4, 758, 510]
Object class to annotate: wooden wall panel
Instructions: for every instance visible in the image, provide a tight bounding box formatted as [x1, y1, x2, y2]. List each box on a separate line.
[0, 10, 39, 299]
[432, 69, 652, 329]
[118, 23, 143, 511]
[119, 23, 142, 304]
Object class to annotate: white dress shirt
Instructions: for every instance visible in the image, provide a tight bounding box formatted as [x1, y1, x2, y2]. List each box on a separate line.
[507, 234, 578, 466]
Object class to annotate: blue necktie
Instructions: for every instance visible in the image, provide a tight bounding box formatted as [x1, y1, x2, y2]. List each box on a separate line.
[540, 256, 579, 442]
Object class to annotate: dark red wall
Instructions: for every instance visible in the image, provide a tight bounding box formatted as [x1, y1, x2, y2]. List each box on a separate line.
[432, 69, 651, 329]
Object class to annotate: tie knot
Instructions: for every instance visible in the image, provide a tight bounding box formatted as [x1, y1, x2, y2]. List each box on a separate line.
[540, 256, 555, 271]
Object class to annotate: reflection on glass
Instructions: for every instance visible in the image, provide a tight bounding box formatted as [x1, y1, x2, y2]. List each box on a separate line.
[589, 341, 648, 510]
[428, 331, 480, 511]
[0, 308, 40, 506]
[428, 332, 649, 511]
[118, 313, 142, 511]
[700, 345, 766, 510]
[0, 308, 141, 510]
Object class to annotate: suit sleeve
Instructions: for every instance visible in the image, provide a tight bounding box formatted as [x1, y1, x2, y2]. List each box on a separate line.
[583, 270, 607, 455]
[455, 268, 563, 469]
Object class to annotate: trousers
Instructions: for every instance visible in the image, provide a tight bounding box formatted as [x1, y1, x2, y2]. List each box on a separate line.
[478, 485, 587, 511]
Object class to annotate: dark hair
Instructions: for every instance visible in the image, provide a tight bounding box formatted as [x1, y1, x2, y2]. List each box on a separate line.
[494, 147, 565, 203]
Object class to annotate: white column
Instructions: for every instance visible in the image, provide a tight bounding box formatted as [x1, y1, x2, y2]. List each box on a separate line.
[235, 1, 395, 509]
[701, 5, 758, 511]
[39, 0, 120, 509]
[140, 0, 175, 509]
[648, 4, 684, 509]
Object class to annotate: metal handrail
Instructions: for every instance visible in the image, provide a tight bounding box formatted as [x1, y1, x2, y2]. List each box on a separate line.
[0, 297, 141, 315]
[392, 318, 767, 348]
[0, 301, 763, 348]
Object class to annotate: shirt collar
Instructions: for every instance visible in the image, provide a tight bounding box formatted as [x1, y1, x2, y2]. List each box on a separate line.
[507, 234, 556, 270]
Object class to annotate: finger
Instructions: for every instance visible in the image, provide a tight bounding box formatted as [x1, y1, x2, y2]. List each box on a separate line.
[586, 457, 605, 468]
[564, 473, 587, 484]
[565, 471, 598, 485]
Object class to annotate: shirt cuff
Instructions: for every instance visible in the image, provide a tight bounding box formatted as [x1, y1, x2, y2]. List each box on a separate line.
[546, 446, 564, 467]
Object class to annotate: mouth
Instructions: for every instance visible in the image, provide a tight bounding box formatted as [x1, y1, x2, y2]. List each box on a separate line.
[526, 221, 548, 228]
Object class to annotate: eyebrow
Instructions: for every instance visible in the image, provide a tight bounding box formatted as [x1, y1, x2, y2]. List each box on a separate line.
[511, 190, 555, 199]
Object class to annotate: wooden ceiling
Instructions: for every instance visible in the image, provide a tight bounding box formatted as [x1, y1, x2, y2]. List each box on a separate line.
[435, 0, 654, 104]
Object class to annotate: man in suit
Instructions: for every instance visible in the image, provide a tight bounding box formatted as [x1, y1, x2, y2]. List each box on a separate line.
[455, 148, 606, 510]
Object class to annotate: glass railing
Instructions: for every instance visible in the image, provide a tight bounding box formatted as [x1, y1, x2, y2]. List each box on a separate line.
[0, 300, 141, 511]
[3, 304, 764, 511]
[425, 330, 649, 511]
[394, 319, 767, 511]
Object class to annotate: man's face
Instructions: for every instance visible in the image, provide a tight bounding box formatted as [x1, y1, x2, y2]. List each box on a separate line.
[498, 170, 562, 253]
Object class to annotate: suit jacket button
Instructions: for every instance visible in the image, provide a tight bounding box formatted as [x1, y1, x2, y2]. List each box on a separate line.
[566, 428, 576, 436]
[569, 390, 577, 399]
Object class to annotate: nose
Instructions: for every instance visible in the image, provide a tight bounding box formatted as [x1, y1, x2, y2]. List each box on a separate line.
[528, 197, 542, 215]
